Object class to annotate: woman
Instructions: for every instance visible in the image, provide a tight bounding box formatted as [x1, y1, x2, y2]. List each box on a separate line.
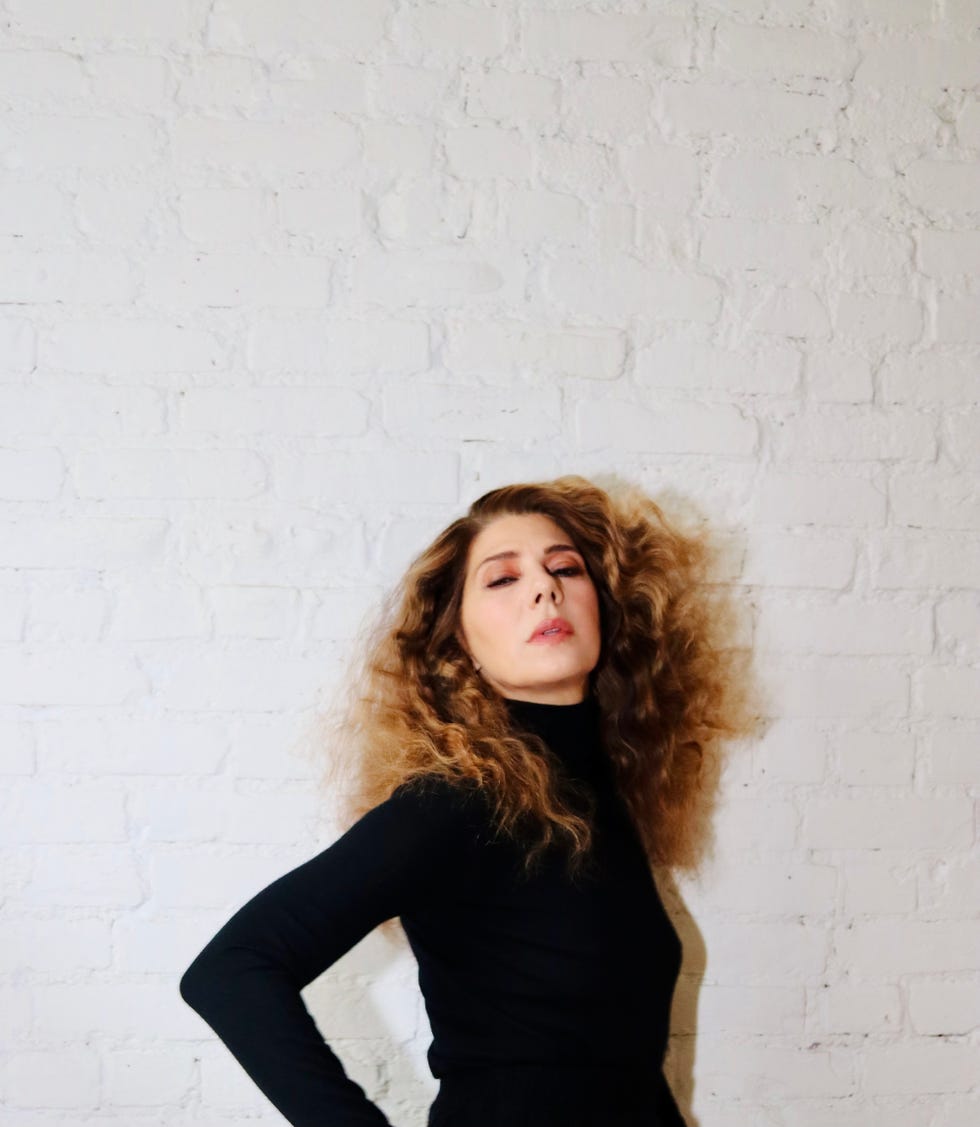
[179, 474, 754, 1126]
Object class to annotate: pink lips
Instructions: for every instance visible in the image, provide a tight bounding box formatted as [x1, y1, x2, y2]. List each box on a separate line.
[528, 617, 574, 642]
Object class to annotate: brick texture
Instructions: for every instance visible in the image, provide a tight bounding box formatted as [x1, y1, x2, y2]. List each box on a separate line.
[1, 2, 976, 1125]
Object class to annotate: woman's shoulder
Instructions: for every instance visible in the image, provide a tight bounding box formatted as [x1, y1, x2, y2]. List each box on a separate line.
[357, 773, 491, 874]
[388, 771, 486, 817]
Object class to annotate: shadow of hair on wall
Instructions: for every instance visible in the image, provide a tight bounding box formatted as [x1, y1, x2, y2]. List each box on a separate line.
[638, 494, 773, 1127]
[657, 866, 707, 1127]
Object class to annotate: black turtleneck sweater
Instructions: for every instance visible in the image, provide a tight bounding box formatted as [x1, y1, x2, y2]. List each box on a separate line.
[178, 695, 685, 1126]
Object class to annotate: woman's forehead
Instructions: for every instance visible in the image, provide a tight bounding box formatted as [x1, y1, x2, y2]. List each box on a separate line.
[468, 513, 575, 561]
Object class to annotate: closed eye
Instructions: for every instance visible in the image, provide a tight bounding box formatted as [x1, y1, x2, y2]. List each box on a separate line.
[487, 566, 582, 588]
[486, 576, 511, 587]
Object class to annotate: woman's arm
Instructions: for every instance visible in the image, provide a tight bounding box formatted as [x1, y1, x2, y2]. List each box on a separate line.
[178, 777, 478, 1127]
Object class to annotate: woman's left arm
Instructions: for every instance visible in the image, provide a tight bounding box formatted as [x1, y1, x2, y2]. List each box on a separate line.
[178, 777, 479, 1127]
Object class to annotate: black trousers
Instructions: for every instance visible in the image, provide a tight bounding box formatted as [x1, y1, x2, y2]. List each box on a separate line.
[427, 1062, 686, 1127]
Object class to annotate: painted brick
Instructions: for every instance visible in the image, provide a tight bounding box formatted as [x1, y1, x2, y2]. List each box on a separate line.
[0, 917, 110, 973]
[908, 978, 980, 1035]
[464, 71, 558, 125]
[741, 532, 854, 591]
[835, 920, 980, 977]
[73, 182, 165, 247]
[72, 448, 267, 500]
[712, 21, 858, 81]
[172, 116, 358, 174]
[278, 186, 363, 242]
[879, 352, 979, 406]
[0, 647, 146, 706]
[0, 448, 64, 500]
[863, 1041, 980, 1094]
[0, 250, 135, 303]
[206, 0, 388, 54]
[935, 296, 980, 343]
[545, 258, 721, 321]
[382, 383, 560, 442]
[445, 320, 624, 381]
[842, 860, 917, 916]
[0, 318, 36, 372]
[922, 725, 980, 784]
[4, 5, 978, 1120]
[752, 718, 828, 784]
[833, 729, 915, 785]
[563, 75, 652, 141]
[0, 50, 89, 104]
[270, 59, 369, 117]
[916, 663, 980, 718]
[41, 319, 226, 375]
[4, 1049, 100, 1108]
[0, 781, 127, 843]
[754, 594, 932, 656]
[176, 55, 267, 110]
[274, 450, 459, 506]
[523, 11, 690, 66]
[104, 1046, 197, 1106]
[180, 386, 368, 436]
[806, 984, 902, 1035]
[24, 845, 143, 907]
[856, 40, 980, 89]
[762, 657, 908, 719]
[0, 722, 34, 774]
[177, 187, 272, 245]
[6, 0, 195, 40]
[803, 796, 972, 851]
[0, 114, 159, 171]
[143, 252, 330, 308]
[348, 248, 511, 307]
[662, 82, 841, 141]
[247, 316, 430, 375]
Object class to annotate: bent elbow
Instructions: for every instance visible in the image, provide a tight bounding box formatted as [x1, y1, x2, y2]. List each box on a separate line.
[178, 951, 217, 1014]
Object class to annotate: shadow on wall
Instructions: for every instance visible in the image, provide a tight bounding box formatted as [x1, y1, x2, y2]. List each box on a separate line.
[649, 502, 772, 1126]
[658, 869, 707, 1127]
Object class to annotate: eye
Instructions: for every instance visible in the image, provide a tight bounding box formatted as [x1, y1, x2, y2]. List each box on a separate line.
[486, 565, 583, 588]
[486, 575, 516, 588]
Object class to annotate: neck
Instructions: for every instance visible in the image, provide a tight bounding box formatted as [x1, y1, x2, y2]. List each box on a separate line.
[502, 693, 602, 777]
[499, 687, 589, 706]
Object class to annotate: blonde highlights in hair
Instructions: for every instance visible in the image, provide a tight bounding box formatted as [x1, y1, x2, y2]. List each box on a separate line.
[311, 474, 760, 887]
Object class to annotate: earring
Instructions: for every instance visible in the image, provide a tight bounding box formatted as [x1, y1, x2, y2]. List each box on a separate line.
[473, 660, 481, 672]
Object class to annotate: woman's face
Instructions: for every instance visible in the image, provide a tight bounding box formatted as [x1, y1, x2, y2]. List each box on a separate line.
[457, 511, 601, 705]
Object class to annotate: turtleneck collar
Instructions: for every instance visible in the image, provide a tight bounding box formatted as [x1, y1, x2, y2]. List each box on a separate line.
[502, 693, 603, 779]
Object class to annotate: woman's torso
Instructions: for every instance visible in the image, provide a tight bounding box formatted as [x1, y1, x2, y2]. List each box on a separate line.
[399, 742, 685, 1125]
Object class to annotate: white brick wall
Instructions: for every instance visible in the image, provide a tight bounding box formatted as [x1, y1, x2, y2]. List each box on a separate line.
[0, 2, 977, 1125]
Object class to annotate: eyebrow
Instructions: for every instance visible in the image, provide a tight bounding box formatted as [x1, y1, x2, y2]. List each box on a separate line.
[476, 543, 581, 573]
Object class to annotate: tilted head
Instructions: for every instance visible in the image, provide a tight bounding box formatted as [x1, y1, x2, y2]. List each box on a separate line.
[322, 472, 757, 877]
[456, 509, 601, 705]
[393, 475, 620, 720]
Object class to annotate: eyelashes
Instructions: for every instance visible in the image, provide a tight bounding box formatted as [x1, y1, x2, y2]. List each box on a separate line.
[486, 566, 583, 589]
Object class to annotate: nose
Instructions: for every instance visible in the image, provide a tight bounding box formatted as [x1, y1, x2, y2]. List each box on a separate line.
[533, 567, 562, 604]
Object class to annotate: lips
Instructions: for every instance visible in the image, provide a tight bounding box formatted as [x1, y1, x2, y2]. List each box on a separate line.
[528, 617, 574, 641]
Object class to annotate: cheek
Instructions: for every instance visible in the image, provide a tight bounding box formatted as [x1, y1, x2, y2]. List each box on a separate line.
[579, 587, 601, 640]
[467, 594, 509, 645]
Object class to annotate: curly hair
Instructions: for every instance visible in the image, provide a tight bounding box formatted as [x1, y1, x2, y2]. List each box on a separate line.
[309, 473, 760, 893]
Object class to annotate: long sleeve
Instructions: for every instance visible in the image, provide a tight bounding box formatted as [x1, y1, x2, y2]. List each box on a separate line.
[178, 777, 480, 1127]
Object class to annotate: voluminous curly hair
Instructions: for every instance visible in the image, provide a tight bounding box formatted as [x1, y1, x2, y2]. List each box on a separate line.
[312, 473, 759, 886]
